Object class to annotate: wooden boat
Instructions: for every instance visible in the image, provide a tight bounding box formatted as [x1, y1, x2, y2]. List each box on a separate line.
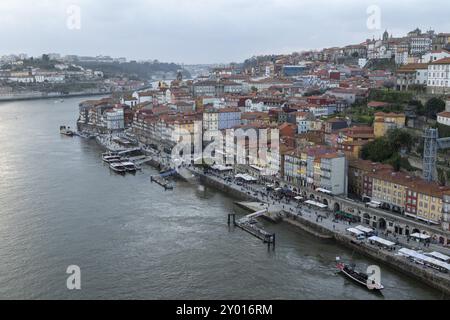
[336, 259, 384, 291]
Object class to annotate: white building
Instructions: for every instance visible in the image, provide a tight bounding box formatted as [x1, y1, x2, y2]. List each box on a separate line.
[410, 36, 432, 55]
[319, 153, 348, 196]
[105, 108, 125, 131]
[437, 111, 450, 127]
[296, 112, 314, 134]
[427, 57, 450, 94]
[421, 50, 450, 63]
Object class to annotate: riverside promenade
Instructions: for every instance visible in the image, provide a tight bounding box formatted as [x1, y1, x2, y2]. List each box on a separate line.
[188, 166, 450, 296]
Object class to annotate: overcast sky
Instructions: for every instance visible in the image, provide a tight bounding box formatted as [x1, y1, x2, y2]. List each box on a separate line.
[1, 0, 449, 64]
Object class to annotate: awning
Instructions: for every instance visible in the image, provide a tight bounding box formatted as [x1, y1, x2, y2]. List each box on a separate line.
[399, 248, 450, 271]
[347, 228, 364, 236]
[355, 225, 374, 234]
[211, 164, 233, 171]
[304, 200, 328, 209]
[315, 188, 332, 194]
[235, 174, 257, 182]
[294, 196, 304, 200]
[410, 233, 431, 240]
[335, 211, 358, 219]
[426, 251, 450, 262]
[368, 236, 395, 247]
[398, 248, 427, 261]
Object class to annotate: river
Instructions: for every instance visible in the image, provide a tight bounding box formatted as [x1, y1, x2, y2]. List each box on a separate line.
[0, 97, 444, 299]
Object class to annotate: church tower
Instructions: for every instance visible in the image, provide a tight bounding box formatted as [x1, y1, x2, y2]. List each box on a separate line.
[382, 30, 389, 42]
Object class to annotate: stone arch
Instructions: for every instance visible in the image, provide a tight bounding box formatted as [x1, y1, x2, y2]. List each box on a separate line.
[439, 236, 445, 245]
[334, 202, 341, 213]
[412, 228, 420, 234]
[363, 213, 371, 225]
[323, 198, 329, 207]
[309, 194, 315, 200]
[378, 218, 387, 230]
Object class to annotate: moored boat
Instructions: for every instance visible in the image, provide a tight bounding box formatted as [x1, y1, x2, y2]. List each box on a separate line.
[336, 258, 384, 291]
[60, 126, 74, 136]
[102, 152, 121, 163]
[109, 162, 126, 174]
[121, 161, 137, 173]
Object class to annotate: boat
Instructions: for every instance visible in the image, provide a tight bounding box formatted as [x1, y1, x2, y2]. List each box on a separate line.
[121, 161, 137, 173]
[336, 258, 384, 291]
[109, 162, 127, 174]
[102, 153, 121, 163]
[102, 155, 121, 163]
[60, 126, 74, 136]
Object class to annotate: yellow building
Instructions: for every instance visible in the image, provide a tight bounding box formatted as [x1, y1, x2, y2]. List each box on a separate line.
[411, 180, 449, 224]
[373, 112, 406, 138]
[369, 171, 412, 211]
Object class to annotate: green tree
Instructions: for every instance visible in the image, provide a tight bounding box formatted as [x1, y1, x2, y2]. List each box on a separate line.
[424, 97, 445, 120]
[387, 129, 414, 152]
[361, 138, 394, 162]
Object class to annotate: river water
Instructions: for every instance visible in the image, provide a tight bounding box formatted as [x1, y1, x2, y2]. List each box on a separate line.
[0, 97, 444, 299]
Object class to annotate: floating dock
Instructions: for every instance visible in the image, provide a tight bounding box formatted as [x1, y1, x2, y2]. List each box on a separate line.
[150, 175, 174, 190]
[228, 212, 275, 249]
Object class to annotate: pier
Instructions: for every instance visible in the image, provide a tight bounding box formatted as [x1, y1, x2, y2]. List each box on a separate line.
[150, 175, 174, 190]
[228, 211, 276, 249]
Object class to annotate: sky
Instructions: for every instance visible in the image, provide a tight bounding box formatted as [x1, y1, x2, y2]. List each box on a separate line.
[1, 0, 450, 64]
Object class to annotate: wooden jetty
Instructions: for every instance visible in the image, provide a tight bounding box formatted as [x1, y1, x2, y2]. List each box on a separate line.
[150, 175, 174, 190]
[228, 213, 276, 249]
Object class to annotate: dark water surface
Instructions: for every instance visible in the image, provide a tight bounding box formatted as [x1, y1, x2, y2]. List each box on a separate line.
[0, 97, 443, 299]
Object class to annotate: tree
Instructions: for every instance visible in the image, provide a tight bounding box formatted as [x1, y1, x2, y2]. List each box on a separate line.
[361, 138, 394, 162]
[386, 153, 402, 171]
[387, 129, 414, 152]
[424, 97, 445, 120]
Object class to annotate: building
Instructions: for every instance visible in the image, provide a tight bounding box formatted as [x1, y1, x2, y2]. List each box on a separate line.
[369, 170, 414, 214]
[319, 152, 348, 195]
[421, 49, 450, 63]
[348, 160, 393, 201]
[427, 57, 450, 94]
[405, 180, 450, 225]
[337, 126, 375, 159]
[437, 111, 450, 126]
[192, 80, 243, 97]
[410, 34, 432, 55]
[282, 65, 308, 77]
[367, 167, 450, 224]
[203, 107, 241, 139]
[396, 63, 428, 90]
[432, 33, 450, 51]
[324, 118, 348, 134]
[442, 191, 450, 232]
[296, 111, 315, 134]
[105, 108, 125, 131]
[373, 112, 406, 138]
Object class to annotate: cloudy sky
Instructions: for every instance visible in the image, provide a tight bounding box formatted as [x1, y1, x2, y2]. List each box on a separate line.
[1, 0, 449, 64]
